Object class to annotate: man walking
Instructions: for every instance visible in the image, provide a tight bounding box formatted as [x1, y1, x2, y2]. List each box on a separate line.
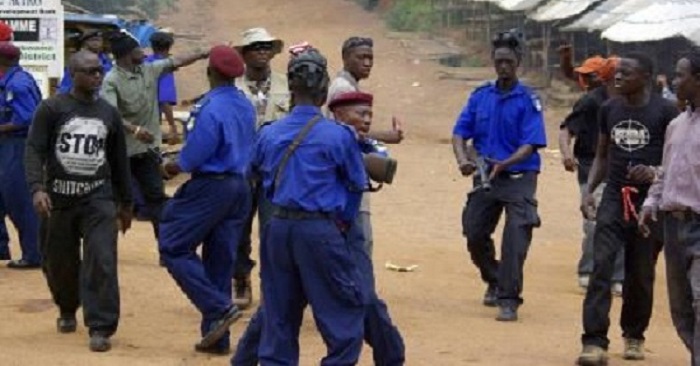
[577, 53, 679, 365]
[232, 27, 289, 309]
[640, 52, 700, 366]
[231, 91, 405, 366]
[101, 31, 208, 244]
[452, 30, 546, 322]
[254, 48, 368, 365]
[159, 45, 255, 355]
[0, 41, 42, 269]
[558, 56, 625, 293]
[25, 50, 133, 352]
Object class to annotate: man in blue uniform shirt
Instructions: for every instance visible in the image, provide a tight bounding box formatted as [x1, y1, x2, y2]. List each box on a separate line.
[0, 42, 42, 269]
[146, 31, 179, 143]
[59, 31, 112, 94]
[253, 48, 368, 365]
[231, 90, 404, 366]
[451, 30, 546, 322]
[159, 45, 255, 355]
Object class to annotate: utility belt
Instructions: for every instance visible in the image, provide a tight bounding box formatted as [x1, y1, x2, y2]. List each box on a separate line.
[494, 171, 528, 180]
[271, 206, 333, 220]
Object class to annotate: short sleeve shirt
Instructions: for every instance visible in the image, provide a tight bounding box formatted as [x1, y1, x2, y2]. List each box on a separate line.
[101, 59, 174, 156]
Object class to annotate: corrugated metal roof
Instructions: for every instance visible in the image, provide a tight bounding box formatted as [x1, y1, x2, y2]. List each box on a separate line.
[496, 0, 546, 11]
[601, 0, 700, 45]
[529, 0, 598, 22]
[561, 0, 654, 32]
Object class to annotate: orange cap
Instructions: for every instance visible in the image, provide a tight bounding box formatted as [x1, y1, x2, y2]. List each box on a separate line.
[574, 56, 607, 75]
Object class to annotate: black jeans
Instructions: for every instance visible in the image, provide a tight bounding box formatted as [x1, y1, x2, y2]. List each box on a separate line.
[130, 152, 168, 238]
[462, 171, 541, 306]
[41, 199, 120, 336]
[581, 185, 663, 349]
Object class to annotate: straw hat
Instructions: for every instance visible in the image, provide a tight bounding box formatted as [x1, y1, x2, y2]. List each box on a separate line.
[234, 27, 283, 55]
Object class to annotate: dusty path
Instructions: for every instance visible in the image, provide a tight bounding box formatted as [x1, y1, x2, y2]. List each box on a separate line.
[0, 0, 688, 365]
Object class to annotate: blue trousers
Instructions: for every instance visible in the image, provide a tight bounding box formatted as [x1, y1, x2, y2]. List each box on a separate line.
[159, 175, 251, 349]
[235, 215, 404, 366]
[259, 217, 366, 366]
[0, 196, 10, 259]
[0, 138, 40, 264]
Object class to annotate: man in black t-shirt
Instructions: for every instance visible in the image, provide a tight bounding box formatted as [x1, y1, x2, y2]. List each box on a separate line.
[576, 53, 679, 365]
[24, 51, 132, 353]
[559, 57, 625, 292]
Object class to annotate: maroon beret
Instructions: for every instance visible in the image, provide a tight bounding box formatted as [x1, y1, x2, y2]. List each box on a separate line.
[328, 91, 373, 111]
[209, 45, 245, 79]
[0, 42, 20, 60]
[0, 21, 12, 42]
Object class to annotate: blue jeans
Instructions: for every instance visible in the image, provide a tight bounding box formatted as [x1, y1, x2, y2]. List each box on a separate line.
[663, 211, 700, 366]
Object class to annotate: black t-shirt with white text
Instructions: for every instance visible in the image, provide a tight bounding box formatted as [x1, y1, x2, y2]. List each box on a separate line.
[25, 94, 132, 208]
[599, 93, 678, 187]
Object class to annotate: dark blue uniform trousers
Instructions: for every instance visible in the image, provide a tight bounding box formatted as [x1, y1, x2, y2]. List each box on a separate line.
[258, 216, 366, 365]
[0, 137, 40, 264]
[462, 172, 540, 306]
[0, 196, 10, 259]
[159, 175, 251, 349]
[233, 215, 404, 366]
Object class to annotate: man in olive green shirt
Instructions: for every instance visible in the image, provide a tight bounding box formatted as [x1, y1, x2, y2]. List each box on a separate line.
[101, 31, 208, 241]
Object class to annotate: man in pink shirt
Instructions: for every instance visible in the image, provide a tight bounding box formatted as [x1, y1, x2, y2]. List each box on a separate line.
[640, 52, 700, 366]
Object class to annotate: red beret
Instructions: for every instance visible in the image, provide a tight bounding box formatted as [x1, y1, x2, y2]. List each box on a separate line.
[0, 42, 20, 60]
[328, 91, 373, 111]
[0, 21, 12, 42]
[209, 45, 244, 79]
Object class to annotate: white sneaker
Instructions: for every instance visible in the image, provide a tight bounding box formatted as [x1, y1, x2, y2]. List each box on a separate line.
[578, 275, 590, 289]
[612, 282, 623, 297]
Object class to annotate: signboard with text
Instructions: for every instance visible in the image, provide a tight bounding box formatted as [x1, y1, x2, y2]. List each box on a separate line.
[0, 0, 64, 79]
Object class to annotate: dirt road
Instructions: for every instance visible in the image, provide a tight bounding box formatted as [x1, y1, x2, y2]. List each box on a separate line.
[0, 0, 689, 365]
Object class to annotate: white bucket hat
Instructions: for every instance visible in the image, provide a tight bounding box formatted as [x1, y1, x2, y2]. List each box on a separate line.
[235, 27, 284, 55]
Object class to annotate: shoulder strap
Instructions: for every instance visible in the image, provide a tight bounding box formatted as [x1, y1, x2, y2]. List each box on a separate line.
[273, 114, 323, 192]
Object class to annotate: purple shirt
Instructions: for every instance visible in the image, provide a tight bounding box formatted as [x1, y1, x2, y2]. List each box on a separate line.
[145, 54, 177, 105]
[643, 109, 700, 214]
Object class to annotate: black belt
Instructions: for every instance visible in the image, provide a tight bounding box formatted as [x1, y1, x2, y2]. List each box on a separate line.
[272, 206, 332, 220]
[668, 209, 700, 222]
[494, 171, 530, 179]
[192, 171, 237, 180]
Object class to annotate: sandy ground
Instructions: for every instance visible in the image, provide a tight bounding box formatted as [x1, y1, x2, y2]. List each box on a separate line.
[0, 0, 690, 365]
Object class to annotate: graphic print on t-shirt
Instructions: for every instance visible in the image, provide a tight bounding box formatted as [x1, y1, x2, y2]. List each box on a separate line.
[610, 119, 650, 152]
[56, 117, 108, 176]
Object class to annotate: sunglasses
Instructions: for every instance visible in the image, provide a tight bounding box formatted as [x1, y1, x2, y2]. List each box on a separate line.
[245, 42, 274, 52]
[75, 66, 105, 75]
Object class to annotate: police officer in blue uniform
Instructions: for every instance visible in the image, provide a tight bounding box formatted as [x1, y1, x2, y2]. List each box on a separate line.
[231, 90, 404, 366]
[253, 48, 368, 365]
[451, 30, 546, 322]
[158, 45, 255, 354]
[59, 31, 113, 94]
[0, 41, 42, 269]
